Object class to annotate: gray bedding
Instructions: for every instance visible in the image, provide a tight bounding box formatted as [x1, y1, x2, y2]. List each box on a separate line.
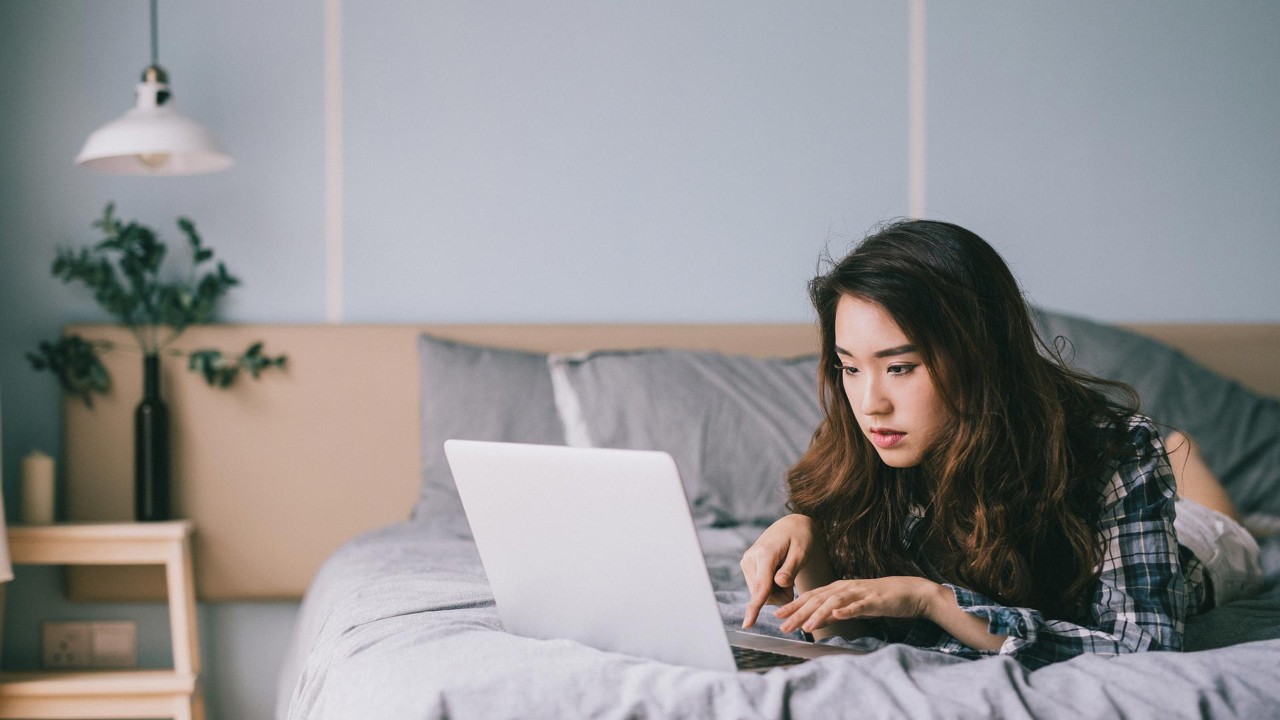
[283, 319, 1280, 718]
[279, 515, 1280, 719]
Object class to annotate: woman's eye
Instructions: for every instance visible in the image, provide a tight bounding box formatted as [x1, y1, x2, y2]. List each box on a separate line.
[887, 364, 916, 376]
[836, 364, 859, 377]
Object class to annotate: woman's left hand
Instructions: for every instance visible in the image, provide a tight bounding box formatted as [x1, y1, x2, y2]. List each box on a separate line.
[775, 576, 941, 634]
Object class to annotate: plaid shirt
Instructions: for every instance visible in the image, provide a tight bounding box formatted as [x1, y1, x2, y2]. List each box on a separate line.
[895, 416, 1204, 670]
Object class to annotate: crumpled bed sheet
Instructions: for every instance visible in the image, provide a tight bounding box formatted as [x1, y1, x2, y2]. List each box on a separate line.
[279, 516, 1280, 719]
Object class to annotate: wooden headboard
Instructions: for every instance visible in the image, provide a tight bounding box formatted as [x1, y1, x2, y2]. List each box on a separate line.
[60, 322, 1280, 602]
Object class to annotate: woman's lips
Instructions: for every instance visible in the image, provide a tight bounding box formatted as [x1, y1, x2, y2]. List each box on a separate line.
[869, 429, 906, 449]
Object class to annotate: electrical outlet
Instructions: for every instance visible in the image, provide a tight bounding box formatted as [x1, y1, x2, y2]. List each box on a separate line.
[89, 621, 138, 667]
[41, 621, 138, 669]
[41, 622, 92, 668]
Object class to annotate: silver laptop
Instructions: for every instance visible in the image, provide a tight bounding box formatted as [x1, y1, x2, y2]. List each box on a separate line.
[443, 439, 864, 672]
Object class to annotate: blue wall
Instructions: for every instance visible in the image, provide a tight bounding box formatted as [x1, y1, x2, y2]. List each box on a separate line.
[926, 1, 1280, 316]
[343, 0, 907, 322]
[2, 2, 1278, 717]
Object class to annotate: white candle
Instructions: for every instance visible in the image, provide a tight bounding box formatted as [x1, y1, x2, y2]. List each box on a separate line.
[21, 450, 55, 524]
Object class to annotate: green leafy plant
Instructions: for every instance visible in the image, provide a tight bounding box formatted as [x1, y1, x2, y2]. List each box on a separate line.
[27, 202, 286, 406]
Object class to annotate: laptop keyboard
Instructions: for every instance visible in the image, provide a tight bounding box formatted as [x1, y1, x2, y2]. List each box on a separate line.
[732, 645, 806, 670]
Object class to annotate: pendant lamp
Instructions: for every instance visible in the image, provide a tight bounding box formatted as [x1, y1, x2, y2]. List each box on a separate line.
[76, 0, 233, 176]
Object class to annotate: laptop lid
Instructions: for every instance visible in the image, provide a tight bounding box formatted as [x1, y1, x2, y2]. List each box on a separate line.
[444, 439, 737, 671]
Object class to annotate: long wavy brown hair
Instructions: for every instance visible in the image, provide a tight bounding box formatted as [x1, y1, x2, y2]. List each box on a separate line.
[788, 220, 1138, 621]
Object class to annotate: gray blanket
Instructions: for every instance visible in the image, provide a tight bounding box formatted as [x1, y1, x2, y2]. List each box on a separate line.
[279, 517, 1280, 719]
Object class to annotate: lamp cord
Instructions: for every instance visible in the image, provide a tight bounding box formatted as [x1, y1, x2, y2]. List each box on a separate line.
[150, 0, 159, 67]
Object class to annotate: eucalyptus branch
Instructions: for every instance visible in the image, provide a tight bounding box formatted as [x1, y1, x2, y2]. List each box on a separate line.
[26, 336, 113, 407]
[30, 202, 286, 404]
[188, 344, 288, 388]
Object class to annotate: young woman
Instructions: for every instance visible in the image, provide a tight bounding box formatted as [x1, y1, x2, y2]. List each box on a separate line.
[740, 220, 1261, 669]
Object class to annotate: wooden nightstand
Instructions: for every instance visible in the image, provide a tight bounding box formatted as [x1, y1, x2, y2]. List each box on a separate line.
[0, 521, 204, 720]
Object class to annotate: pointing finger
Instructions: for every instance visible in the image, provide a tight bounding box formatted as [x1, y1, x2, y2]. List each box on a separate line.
[743, 580, 771, 628]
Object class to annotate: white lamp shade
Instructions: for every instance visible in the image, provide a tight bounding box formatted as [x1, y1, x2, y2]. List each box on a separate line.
[77, 80, 233, 176]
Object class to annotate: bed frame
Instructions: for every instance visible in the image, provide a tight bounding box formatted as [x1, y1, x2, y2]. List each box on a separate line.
[59, 322, 1280, 602]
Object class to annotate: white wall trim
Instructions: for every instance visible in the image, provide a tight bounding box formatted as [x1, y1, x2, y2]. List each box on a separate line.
[324, 0, 345, 323]
[908, 0, 927, 219]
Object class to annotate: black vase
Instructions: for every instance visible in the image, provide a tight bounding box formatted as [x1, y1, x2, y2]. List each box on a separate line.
[135, 353, 171, 521]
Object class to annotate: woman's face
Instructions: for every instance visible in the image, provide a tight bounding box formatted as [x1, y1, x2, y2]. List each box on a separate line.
[833, 294, 951, 468]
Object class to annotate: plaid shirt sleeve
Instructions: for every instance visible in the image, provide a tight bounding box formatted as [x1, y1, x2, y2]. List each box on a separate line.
[904, 417, 1187, 670]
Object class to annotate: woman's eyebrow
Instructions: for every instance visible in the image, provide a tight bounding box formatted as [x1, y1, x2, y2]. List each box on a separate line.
[834, 344, 916, 359]
[874, 344, 916, 358]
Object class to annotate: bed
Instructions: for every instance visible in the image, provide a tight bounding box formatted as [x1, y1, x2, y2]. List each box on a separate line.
[269, 308, 1280, 719]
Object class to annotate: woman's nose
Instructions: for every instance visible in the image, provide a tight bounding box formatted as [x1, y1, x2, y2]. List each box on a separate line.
[859, 377, 892, 416]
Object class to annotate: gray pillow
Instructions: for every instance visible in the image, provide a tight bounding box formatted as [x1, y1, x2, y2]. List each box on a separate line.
[550, 349, 822, 526]
[1032, 309, 1280, 516]
[415, 334, 566, 520]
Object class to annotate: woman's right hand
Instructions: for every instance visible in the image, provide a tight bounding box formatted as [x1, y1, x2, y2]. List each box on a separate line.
[740, 513, 819, 628]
